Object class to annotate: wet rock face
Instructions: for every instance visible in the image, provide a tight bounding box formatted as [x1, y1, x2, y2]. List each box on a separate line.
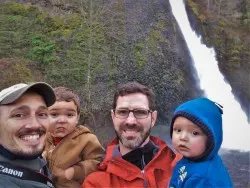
[80, 0, 203, 145]
[220, 149, 250, 188]
[105, 0, 202, 124]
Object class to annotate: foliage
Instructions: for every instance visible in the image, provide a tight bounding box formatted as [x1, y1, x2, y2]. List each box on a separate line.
[3, 0, 247, 146]
[242, 11, 250, 27]
[0, 58, 34, 89]
[187, 0, 199, 18]
[133, 42, 146, 68]
[0, 2, 108, 85]
[27, 36, 58, 64]
[147, 19, 169, 52]
[0, 4, 58, 64]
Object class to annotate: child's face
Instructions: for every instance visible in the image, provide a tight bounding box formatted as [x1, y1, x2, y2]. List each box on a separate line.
[48, 101, 79, 138]
[172, 116, 207, 158]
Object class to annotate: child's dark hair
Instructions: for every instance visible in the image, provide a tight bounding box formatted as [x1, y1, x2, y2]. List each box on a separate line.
[53, 87, 81, 114]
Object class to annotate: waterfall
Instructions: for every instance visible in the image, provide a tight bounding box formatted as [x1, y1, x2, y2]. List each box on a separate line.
[169, 0, 250, 151]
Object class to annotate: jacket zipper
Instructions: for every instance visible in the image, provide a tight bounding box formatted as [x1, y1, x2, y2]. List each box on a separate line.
[141, 169, 148, 188]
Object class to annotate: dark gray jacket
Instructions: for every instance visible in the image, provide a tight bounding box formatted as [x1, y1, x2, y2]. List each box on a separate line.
[0, 154, 53, 188]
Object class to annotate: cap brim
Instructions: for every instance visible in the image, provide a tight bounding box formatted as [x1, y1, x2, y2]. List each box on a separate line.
[1, 82, 56, 107]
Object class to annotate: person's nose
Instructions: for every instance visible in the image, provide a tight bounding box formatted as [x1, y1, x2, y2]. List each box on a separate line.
[180, 131, 188, 141]
[125, 111, 137, 124]
[25, 116, 42, 129]
[57, 115, 67, 123]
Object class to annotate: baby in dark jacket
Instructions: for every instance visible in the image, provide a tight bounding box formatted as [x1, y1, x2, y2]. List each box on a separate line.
[169, 97, 233, 187]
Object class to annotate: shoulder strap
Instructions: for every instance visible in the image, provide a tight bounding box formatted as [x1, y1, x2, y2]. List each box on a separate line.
[0, 161, 54, 188]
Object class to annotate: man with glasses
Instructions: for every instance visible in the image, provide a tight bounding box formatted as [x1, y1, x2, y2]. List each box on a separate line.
[83, 82, 180, 187]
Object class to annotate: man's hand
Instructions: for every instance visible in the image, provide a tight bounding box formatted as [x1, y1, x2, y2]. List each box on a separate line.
[65, 167, 74, 180]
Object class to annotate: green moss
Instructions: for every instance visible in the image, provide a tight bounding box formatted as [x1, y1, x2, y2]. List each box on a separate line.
[134, 42, 146, 68]
[53, 29, 73, 39]
[135, 42, 144, 51]
[218, 19, 227, 27]
[36, 13, 47, 24]
[156, 20, 167, 30]
[187, 0, 208, 23]
[3, 3, 30, 16]
[187, 0, 199, 18]
[148, 31, 161, 43]
[2, 3, 40, 18]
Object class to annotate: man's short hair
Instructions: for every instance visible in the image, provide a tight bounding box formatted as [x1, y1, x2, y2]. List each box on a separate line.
[53, 87, 81, 114]
[112, 82, 156, 110]
[0, 82, 55, 107]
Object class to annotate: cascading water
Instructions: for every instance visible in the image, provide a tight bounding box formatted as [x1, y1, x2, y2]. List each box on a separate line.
[169, 0, 250, 151]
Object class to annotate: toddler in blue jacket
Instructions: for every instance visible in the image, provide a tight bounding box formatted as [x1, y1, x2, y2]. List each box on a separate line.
[169, 97, 233, 188]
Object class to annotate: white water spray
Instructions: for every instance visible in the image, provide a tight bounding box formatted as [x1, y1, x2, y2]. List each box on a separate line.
[169, 0, 250, 151]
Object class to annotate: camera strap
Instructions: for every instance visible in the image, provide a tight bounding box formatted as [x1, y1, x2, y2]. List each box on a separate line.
[0, 161, 54, 188]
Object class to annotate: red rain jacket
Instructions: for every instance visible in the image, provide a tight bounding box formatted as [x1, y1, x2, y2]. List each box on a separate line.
[82, 136, 181, 188]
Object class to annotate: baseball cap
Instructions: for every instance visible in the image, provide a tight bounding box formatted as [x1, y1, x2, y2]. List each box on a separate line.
[0, 82, 56, 107]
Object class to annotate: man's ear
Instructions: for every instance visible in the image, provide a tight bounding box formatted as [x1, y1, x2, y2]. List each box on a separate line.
[151, 110, 158, 127]
[111, 109, 115, 121]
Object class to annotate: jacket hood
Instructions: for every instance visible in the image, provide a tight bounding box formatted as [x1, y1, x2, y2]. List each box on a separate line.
[170, 98, 223, 160]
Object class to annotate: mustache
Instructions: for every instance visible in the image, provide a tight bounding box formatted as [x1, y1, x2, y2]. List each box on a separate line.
[120, 124, 143, 132]
[18, 128, 46, 136]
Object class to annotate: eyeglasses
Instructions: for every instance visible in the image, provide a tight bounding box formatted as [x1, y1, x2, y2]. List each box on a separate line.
[113, 108, 152, 119]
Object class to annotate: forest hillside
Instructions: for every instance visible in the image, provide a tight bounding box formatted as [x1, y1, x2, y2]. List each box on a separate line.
[0, 0, 249, 187]
[0, 0, 249, 146]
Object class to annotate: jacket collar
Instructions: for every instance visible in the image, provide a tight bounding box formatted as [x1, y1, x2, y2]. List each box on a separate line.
[46, 125, 91, 145]
[0, 153, 47, 173]
[99, 136, 177, 181]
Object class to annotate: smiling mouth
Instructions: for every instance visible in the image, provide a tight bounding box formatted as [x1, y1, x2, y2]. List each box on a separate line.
[124, 128, 138, 132]
[20, 134, 40, 141]
[121, 129, 140, 139]
[123, 129, 138, 134]
[18, 133, 45, 146]
[18, 129, 46, 143]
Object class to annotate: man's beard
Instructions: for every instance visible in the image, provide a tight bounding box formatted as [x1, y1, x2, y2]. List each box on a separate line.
[0, 144, 43, 160]
[11, 127, 46, 159]
[115, 124, 152, 150]
[13, 147, 43, 159]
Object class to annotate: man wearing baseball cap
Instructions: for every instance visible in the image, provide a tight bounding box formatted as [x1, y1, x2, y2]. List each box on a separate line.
[0, 82, 56, 188]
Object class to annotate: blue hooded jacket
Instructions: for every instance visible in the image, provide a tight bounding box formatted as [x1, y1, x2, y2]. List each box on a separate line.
[169, 98, 233, 188]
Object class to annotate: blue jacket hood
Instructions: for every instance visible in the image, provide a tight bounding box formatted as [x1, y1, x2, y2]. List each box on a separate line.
[170, 97, 223, 160]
